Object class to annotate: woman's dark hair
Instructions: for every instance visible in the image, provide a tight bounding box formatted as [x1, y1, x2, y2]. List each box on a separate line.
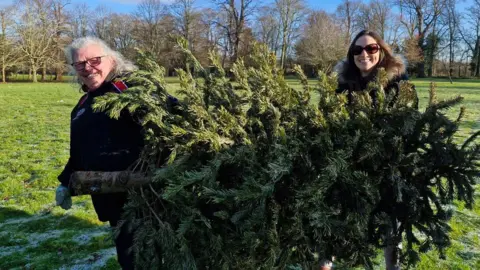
[344, 30, 402, 81]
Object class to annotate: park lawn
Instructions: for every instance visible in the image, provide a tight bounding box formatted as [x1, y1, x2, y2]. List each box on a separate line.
[0, 78, 479, 269]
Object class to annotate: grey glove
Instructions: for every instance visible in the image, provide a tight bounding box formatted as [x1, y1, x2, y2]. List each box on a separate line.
[55, 185, 72, 210]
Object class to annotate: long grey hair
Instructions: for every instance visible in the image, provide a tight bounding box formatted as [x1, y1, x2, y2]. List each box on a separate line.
[64, 36, 137, 80]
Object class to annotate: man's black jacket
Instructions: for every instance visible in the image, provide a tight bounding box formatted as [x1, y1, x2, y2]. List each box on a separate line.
[58, 80, 143, 222]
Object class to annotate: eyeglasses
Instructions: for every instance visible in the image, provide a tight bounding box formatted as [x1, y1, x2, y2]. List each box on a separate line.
[352, 44, 380, 55]
[71, 56, 107, 71]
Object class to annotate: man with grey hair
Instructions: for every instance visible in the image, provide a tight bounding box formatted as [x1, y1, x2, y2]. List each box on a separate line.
[55, 36, 141, 269]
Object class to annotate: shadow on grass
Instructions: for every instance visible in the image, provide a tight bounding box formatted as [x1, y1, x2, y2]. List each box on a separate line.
[0, 207, 31, 223]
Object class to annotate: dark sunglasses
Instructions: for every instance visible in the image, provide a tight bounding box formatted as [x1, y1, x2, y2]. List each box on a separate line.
[71, 56, 107, 71]
[352, 44, 380, 55]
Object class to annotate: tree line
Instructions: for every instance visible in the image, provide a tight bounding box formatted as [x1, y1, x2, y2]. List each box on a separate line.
[0, 0, 479, 83]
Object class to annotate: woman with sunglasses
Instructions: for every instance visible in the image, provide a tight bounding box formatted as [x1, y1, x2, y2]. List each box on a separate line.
[330, 30, 407, 270]
[335, 30, 408, 105]
[55, 37, 142, 269]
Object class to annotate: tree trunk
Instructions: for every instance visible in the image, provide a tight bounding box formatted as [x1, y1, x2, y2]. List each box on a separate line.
[1, 55, 5, 83]
[449, 39, 454, 80]
[467, 55, 472, 77]
[280, 24, 288, 70]
[41, 63, 46, 82]
[476, 48, 480, 77]
[427, 63, 433, 77]
[473, 38, 480, 77]
[55, 67, 63, 81]
[426, 44, 434, 77]
[445, 60, 453, 83]
[280, 40, 287, 70]
[417, 62, 426, 78]
[416, 36, 426, 78]
[32, 63, 37, 83]
[233, 35, 240, 65]
[416, 9, 427, 78]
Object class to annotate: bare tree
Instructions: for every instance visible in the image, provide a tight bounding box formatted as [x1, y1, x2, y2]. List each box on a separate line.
[397, 0, 447, 77]
[356, 3, 374, 33]
[170, 0, 212, 68]
[133, 0, 182, 73]
[69, 3, 90, 38]
[0, 5, 21, 83]
[254, 6, 281, 55]
[90, 5, 113, 44]
[459, 0, 480, 77]
[357, 0, 390, 39]
[274, 0, 306, 69]
[443, 0, 460, 81]
[198, 8, 223, 65]
[385, 14, 404, 51]
[335, 0, 361, 43]
[295, 11, 347, 75]
[50, 0, 70, 81]
[133, 0, 167, 62]
[107, 14, 137, 59]
[171, 0, 196, 48]
[16, 0, 56, 82]
[211, 0, 255, 65]
[397, 3, 417, 38]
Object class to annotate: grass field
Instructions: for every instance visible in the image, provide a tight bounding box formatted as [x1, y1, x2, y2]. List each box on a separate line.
[0, 78, 479, 270]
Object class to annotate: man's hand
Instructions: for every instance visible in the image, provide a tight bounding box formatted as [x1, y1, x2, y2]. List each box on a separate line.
[55, 185, 72, 210]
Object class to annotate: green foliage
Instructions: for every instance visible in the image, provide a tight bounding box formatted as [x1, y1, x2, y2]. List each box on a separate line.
[1, 69, 479, 269]
[92, 42, 480, 269]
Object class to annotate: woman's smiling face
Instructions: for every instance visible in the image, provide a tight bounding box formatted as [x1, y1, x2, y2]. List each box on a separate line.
[353, 35, 380, 77]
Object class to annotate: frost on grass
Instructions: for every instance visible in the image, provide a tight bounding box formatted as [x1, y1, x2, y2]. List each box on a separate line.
[59, 247, 117, 270]
[0, 225, 116, 268]
[0, 213, 50, 227]
[0, 245, 26, 258]
[29, 230, 65, 246]
[72, 227, 110, 245]
[0, 230, 64, 257]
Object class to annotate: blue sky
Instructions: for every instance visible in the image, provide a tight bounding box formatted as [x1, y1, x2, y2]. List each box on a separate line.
[0, 0, 472, 15]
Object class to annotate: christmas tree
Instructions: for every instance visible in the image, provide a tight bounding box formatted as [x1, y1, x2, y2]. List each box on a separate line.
[92, 41, 480, 269]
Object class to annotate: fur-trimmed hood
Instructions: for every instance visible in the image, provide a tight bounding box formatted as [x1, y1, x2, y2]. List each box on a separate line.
[334, 55, 407, 84]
